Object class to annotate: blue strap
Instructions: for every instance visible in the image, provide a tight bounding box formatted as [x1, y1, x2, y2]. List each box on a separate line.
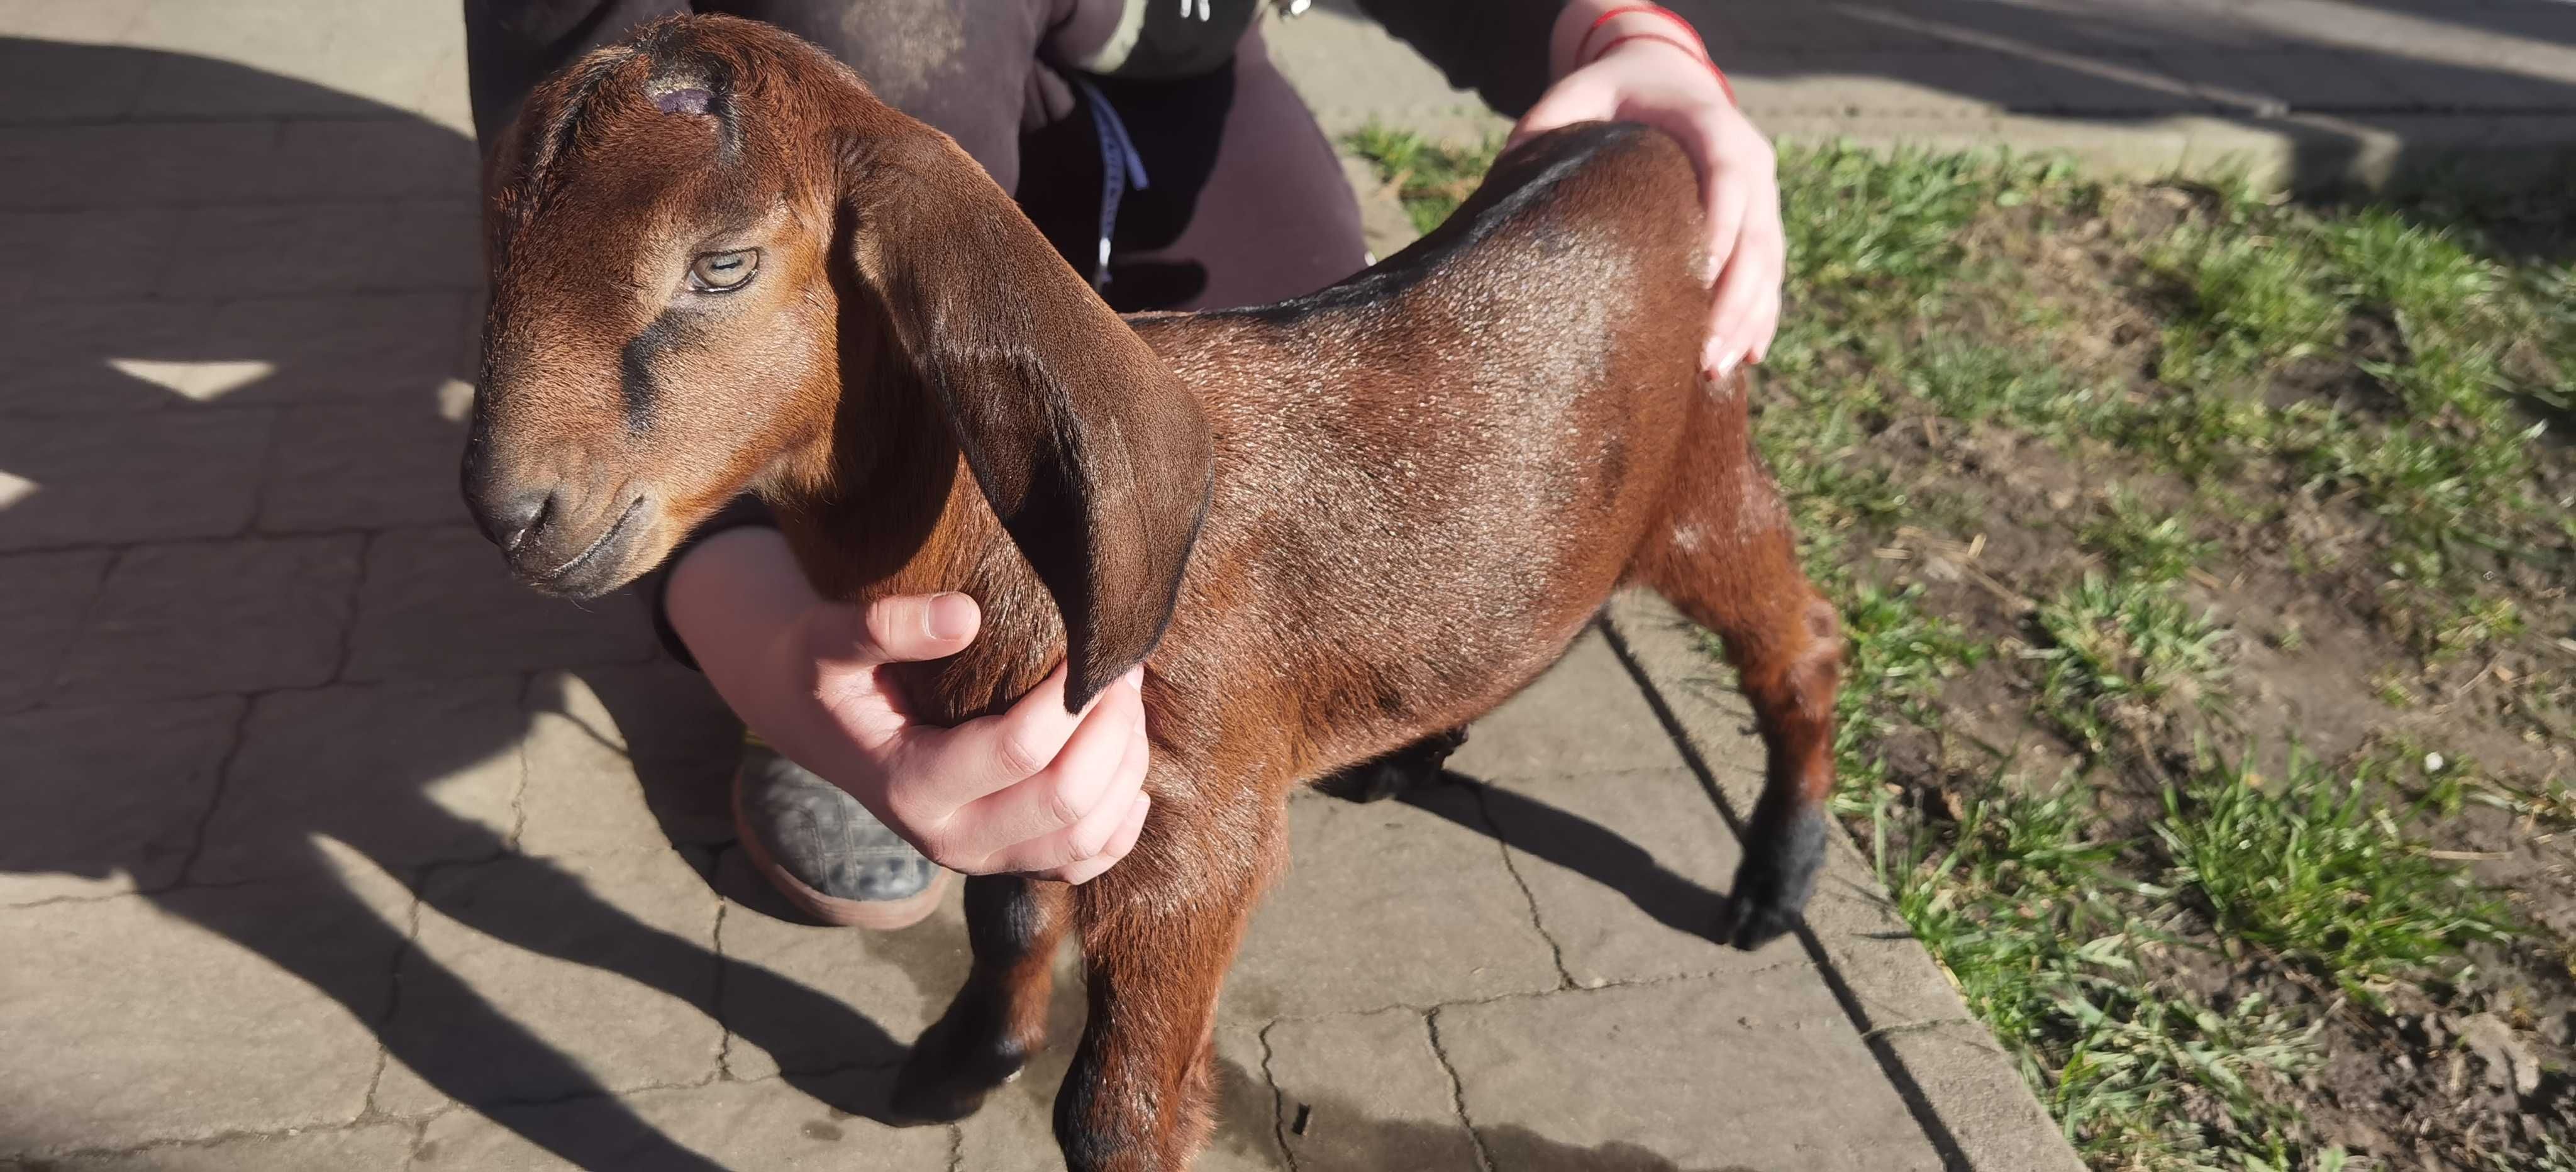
[1074, 78, 1150, 290]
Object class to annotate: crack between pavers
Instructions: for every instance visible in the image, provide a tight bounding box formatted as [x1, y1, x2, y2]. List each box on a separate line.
[7, 1119, 385, 1164]
[1463, 780, 1577, 992]
[30, 542, 123, 709]
[327, 531, 378, 685]
[502, 672, 537, 852]
[711, 899, 738, 1081]
[1421, 1008, 1495, 1172]
[1257, 1019, 1302, 1172]
[1245, 958, 1816, 1034]
[362, 861, 436, 1119]
[167, 685, 264, 889]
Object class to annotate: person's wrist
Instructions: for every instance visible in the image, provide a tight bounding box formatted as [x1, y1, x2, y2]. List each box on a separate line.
[1550, 2, 1711, 79]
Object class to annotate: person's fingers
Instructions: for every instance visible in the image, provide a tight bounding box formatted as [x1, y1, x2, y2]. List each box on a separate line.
[1735, 178, 1787, 366]
[883, 663, 1089, 830]
[1002, 716, 1151, 879]
[856, 591, 979, 665]
[946, 671, 1143, 853]
[1689, 111, 1749, 288]
[1745, 291, 1781, 365]
[1704, 242, 1775, 379]
[1050, 793, 1152, 887]
[1507, 75, 1612, 149]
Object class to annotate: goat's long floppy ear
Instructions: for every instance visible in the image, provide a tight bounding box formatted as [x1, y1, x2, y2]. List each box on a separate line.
[841, 127, 1214, 711]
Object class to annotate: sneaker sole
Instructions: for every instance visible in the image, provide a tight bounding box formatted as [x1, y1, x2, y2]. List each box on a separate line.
[732, 765, 950, 930]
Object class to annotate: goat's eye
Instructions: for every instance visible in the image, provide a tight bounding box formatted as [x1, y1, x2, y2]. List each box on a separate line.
[689, 249, 759, 292]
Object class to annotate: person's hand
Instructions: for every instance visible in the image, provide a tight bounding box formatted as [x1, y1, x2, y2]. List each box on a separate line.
[1513, 1, 1782, 380]
[666, 527, 1152, 884]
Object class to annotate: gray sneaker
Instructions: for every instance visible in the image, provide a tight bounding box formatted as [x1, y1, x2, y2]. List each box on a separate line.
[732, 736, 948, 929]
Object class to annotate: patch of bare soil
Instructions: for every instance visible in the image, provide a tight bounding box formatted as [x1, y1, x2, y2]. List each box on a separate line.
[1809, 185, 2576, 1169]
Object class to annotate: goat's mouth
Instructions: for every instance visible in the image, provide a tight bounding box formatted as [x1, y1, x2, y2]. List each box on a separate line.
[518, 494, 649, 598]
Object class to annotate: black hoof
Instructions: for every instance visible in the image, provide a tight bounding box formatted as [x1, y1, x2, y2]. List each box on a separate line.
[1719, 802, 1826, 952]
[888, 1015, 1024, 1124]
[1319, 728, 1468, 804]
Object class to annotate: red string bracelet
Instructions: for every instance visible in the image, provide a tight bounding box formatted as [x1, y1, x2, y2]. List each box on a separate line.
[1574, 6, 1735, 106]
[1594, 33, 1736, 105]
[1575, 4, 1709, 65]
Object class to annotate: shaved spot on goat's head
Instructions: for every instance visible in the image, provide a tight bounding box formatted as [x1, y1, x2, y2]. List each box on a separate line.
[464, 15, 868, 597]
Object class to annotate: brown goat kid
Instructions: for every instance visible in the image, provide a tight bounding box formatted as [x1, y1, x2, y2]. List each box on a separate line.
[465, 16, 1842, 1170]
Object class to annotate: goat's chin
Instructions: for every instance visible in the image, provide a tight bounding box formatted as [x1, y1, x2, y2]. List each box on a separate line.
[508, 499, 660, 599]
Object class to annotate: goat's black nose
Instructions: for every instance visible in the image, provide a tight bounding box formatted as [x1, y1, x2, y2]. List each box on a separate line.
[485, 487, 555, 553]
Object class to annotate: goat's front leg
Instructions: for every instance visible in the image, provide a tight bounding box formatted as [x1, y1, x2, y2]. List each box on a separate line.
[1055, 798, 1283, 1171]
[892, 875, 1070, 1121]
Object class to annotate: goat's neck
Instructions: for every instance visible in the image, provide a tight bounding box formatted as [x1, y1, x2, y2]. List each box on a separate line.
[763, 341, 1062, 722]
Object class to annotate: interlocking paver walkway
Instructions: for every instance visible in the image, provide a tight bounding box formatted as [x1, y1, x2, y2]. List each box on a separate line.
[20, 0, 2568, 1168]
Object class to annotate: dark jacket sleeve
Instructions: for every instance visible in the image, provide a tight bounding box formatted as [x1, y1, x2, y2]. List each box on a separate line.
[1346, 0, 1563, 119]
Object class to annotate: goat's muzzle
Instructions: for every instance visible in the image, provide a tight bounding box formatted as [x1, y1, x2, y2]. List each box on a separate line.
[463, 450, 658, 599]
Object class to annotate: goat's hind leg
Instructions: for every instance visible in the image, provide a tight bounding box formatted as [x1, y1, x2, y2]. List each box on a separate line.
[891, 875, 1069, 1121]
[1639, 427, 1845, 951]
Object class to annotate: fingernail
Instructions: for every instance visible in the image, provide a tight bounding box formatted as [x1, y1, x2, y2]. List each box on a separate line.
[1124, 665, 1145, 690]
[926, 592, 975, 639]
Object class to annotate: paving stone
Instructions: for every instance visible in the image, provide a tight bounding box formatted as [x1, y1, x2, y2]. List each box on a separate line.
[204, 292, 475, 405]
[516, 665, 746, 859]
[1482, 766, 1769, 987]
[191, 675, 523, 885]
[0, 0, 147, 41]
[958, 1020, 1288, 1172]
[0, 548, 109, 710]
[162, 201, 480, 298]
[0, 298, 227, 414]
[2140, 48, 2419, 113]
[0, 697, 240, 904]
[1265, 1009, 1480, 1172]
[1448, 631, 1687, 782]
[1229, 783, 1559, 1020]
[259, 401, 473, 531]
[1757, 50, 2055, 116]
[45, 1123, 418, 1171]
[0, 207, 179, 305]
[0, 409, 272, 550]
[52, 536, 362, 703]
[1606, 590, 2085, 1171]
[122, 0, 384, 120]
[270, 117, 479, 202]
[0, 863, 413, 1157]
[713, 853, 972, 1080]
[1438, 975, 1943, 1171]
[404, 1070, 950, 1171]
[342, 526, 654, 682]
[372, 850, 726, 1115]
[0, 121, 279, 211]
[0, 35, 149, 123]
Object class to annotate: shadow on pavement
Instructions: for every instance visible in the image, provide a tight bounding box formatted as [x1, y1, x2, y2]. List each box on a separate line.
[1340, 0, 2576, 197]
[0, 36, 933, 1169]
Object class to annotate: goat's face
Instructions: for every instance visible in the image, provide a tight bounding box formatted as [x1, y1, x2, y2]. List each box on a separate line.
[463, 21, 847, 597]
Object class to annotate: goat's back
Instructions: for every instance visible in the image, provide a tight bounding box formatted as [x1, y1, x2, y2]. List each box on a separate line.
[1133, 123, 1713, 775]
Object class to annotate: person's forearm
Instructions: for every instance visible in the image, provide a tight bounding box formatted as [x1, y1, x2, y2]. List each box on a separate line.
[663, 526, 823, 707]
[1547, 1, 1709, 80]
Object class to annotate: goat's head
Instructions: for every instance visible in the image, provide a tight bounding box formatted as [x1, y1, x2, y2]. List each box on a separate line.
[464, 14, 1212, 708]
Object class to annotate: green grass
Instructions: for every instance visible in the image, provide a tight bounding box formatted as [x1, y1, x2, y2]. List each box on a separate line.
[2079, 490, 2214, 585]
[2031, 575, 2233, 758]
[1346, 126, 2565, 1171]
[1343, 122, 1504, 234]
[2156, 749, 2519, 998]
